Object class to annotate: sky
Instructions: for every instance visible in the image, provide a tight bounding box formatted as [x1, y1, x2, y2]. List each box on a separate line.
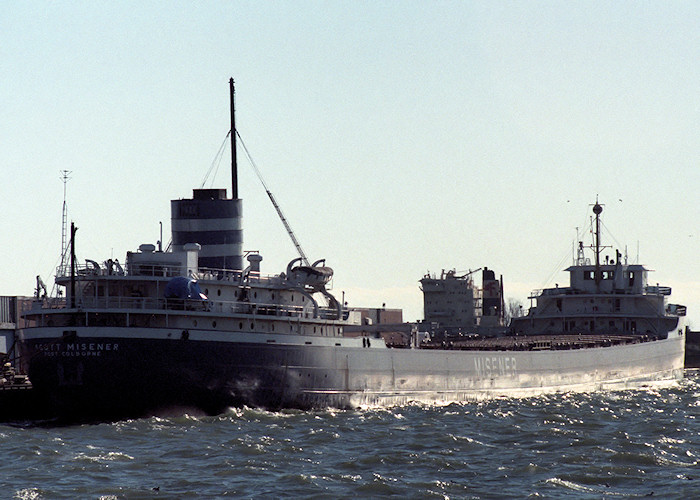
[1, 1, 698, 325]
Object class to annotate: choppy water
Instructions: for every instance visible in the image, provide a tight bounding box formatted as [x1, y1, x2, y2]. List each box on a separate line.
[2, 372, 699, 499]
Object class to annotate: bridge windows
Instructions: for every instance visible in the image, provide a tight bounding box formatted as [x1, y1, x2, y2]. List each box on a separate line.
[583, 270, 616, 280]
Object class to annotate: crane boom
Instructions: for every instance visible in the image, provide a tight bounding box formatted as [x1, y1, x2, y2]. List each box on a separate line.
[235, 129, 310, 266]
[264, 188, 310, 266]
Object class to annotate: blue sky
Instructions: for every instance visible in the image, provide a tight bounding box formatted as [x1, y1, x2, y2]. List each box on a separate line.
[2, 1, 698, 324]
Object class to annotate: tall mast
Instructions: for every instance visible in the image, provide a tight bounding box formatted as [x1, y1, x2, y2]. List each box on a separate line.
[70, 222, 77, 308]
[59, 170, 72, 275]
[593, 200, 603, 289]
[229, 78, 238, 199]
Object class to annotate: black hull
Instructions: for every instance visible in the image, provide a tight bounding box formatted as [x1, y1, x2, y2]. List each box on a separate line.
[20, 327, 686, 423]
[22, 336, 351, 422]
[0, 386, 54, 422]
[685, 330, 700, 368]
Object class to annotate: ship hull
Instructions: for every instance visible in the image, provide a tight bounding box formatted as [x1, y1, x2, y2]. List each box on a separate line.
[19, 326, 685, 421]
[685, 330, 700, 368]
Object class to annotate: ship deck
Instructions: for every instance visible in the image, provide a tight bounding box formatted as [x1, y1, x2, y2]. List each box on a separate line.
[420, 333, 656, 351]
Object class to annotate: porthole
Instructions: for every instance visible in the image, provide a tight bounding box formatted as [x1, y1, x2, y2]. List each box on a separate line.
[205, 288, 209, 296]
[251, 323, 255, 329]
[254, 292, 257, 298]
[271, 293, 275, 299]
[212, 321, 217, 328]
[193, 320, 198, 327]
[239, 322, 243, 329]
[217, 289, 221, 296]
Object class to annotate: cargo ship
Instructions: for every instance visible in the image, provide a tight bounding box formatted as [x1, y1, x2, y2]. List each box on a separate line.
[18, 81, 686, 421]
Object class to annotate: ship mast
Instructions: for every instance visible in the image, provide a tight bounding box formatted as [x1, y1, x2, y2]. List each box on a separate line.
[230, 77, 238, 199]
[593, 200, 603, 290]
[59, 170, 72, 276]
[70, 222, 77, 308]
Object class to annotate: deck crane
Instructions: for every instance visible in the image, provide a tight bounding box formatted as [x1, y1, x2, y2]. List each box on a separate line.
[235, 129, 311, 267]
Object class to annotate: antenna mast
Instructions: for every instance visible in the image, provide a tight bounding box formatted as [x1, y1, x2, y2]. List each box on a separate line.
[70, 222, 77, 308]
[592, 198, 604, 290]
[59, 170, 72, 275]
[229, 78, 238, 199]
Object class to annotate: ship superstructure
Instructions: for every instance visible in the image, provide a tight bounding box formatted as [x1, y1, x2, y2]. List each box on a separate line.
[21, 229, 350, 417]
[420, 267, 505, 337]
[511, 201, 686, 338]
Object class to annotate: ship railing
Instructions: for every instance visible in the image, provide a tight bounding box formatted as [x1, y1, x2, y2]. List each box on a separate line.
[129, 265, 276, 284]
[20, 297, 66, 322]
[63, 296, 340, 320]
[57, 262, 130, 278]
[666, 304, 687, 317]
[126, 264, 184, 278]
[38, 297, 68, 310]
[202, 299, 338, 319]
[195, 267, 277, 284]
[527, 287, 574, 298]
[57, 262, 280, 284]
[194, 267, 245, 282]
[72, 296, 168, 310]
[56, 261, 200, 280]
[530, 286, 676, 299]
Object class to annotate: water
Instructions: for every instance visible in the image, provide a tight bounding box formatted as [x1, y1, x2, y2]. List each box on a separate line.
[3, 372, 699, 499]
